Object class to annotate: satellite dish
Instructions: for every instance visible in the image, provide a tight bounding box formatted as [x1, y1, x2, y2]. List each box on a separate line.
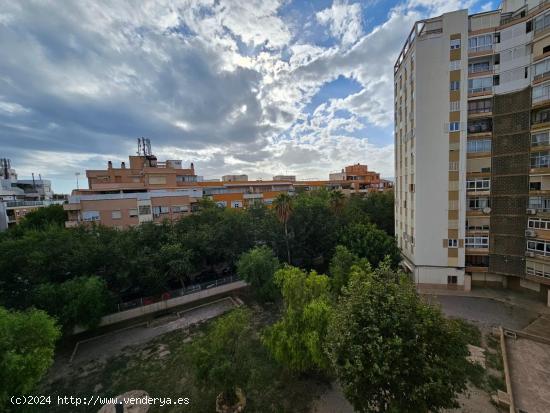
[482, 207, 491, 214]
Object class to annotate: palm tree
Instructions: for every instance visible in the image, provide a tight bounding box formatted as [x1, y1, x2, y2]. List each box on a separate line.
[273, 193, 293, 263]
[329, 190, 345, 213]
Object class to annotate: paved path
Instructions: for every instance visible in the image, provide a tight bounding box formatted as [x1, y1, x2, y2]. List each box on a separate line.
[428, 295, 538, 331]
[68, 297, 237, 366]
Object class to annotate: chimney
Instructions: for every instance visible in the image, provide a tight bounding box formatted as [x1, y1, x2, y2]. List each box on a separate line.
[190, 162, 194, 171]
[121, 161, 126, 169]
[108, 160, 113, 169]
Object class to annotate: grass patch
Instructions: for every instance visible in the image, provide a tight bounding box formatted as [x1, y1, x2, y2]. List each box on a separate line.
[453, 318, 482, 347]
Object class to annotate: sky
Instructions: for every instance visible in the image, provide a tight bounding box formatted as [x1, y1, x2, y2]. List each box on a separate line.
[0, 0, 497, 193]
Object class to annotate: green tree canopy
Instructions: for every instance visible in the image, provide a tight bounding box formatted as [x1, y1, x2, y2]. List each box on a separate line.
[262, 266, 332, 373]
[0, 307, 60, 409]
[339, 222, 399, 268]
[189, 308, 254, 400]
[328, 245, 371, 295]
[34, 276, 108, 331]
[17, 205, 67, 231]
[326, 263, 471, 413]
[237, 246, 280, 302]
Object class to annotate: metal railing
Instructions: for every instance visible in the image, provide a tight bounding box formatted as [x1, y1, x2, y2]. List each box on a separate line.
[116, 275, 241, 312]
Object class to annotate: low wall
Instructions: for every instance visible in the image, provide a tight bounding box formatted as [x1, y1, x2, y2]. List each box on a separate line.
[74, 280, 248, 334]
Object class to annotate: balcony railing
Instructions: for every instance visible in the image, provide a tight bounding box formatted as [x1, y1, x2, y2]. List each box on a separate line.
[468, 44, 493, 53]
[468, 65, 492, 74]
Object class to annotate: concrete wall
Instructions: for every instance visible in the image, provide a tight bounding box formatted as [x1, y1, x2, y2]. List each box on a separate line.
[73, 280, 248, 334]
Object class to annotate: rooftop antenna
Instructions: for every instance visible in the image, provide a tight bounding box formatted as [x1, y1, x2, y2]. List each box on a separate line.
[32, 172, 36, 190]
[137, 138, 142, 156]
[75, 172, 81, 190]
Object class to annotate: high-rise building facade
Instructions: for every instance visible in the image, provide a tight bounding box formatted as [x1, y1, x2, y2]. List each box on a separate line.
[395, 0, 550, 303]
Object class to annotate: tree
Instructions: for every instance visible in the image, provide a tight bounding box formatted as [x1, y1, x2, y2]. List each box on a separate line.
[237, 246, 280, 302]
[328, 190, 346, 213]
[160, 244, 196, 288]
[339, 222, 400, 268]
[273, 193, 293, 263]
[34, 276, 108, 331]
[17, 205, 67, 231]
[328, 245, 370, 295]
[326, 263, 471, 413]
[262, 266, 332, 373]
[189, 308, 254, 403]
[363, 190, 395, 235]
[0, 307, 60, 409]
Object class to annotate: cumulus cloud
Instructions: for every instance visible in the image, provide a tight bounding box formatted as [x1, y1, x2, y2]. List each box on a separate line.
[0, 0, 488, 191]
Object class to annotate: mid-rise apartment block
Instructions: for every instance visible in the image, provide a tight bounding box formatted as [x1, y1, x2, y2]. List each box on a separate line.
[394, 0, 550, 303]
[64, 140, 393, 229]
[0, 158, 65, 230]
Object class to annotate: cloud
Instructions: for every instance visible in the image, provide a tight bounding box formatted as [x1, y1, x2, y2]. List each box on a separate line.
[316, 1, 363, 46]
[0, 0, 488, 192]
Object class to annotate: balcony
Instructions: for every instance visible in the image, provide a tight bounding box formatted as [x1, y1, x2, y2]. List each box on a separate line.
[532, 109, 550, 128]
[532, 84, 550, 107]
[468, 120, 492, 135]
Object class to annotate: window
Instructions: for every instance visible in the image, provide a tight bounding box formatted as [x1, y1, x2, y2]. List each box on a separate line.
[448, 239, 458, 248]
[529, 196, 550, 211]
[450, 39, 461, 50]
[468, 197, 490, 210]
[172, 205, 189, 213]
[527, 239, 550, 256]
[466, 222, 490, 231]
[532, 131, 550, 147]
[449, 60, 461, 70]
[449, 161, 459, 171]
[533, 83, 550, 104]
[533, 109, 550, 124]
[468, 77, 492, 93]
[82, 211, 100, 222]
[528, 218, 550, 230]
[447, 275, 458, 284]
[530, 181, 542, 191]
[467, 139, 491, 153]
[138, 205, 151, 215]
[450, 80, 460, 91]
[232, 200, 243, 208]
[468, 119, 492, 133]
[465, 236, 489, 248]
[466, 178, 490, 191]
[128, 208, 138, 217]
[466, 255, 489, 267]
[534, 11, 550, 34]
[468, 61, 490, 74]
[111, 210, 121, 219]
[450, 101, 460, 112]
[449, 122, 460, 132]
[526, 260, 550, 279]
[468, 34, 492, 52]
[531, 151, 550, 168]
[468, 99, 492, 114]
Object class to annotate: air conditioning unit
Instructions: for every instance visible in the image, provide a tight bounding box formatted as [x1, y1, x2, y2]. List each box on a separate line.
[525, 229, 536, 237]
[526, 251, 536, 257]
[527, 208, 537, 215]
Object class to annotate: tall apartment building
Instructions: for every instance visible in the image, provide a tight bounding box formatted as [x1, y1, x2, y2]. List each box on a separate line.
[394, 0, 550, 304]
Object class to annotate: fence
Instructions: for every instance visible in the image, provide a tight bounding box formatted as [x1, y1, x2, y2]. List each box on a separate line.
[116, 275, 241, 312]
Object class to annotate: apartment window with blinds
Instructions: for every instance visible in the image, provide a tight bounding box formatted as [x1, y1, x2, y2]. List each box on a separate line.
[532, 131, 550, 147]
[468, 34, 492, 52]
[529, 196, 550, 211]
[466, 178, 490, 191]
[450, 101, 460, 112]
[468, 61, 490, 74]
[531, 151, 550, 168]
[468, 197, 489, 210]
[448, 239, 458, 248]
[138, 205, 151, 215]
[465, 236, 489, 248]
[450, 39, 461, 50]
[111, 210, 122, 219]
[449, 161, 459, 171]
[449, 60, 461, 70]
[527, 239, 550, 256]
[128, 209, 138, 217]
[468, 99, 492, 114]
[468, 77, 492, 93]
[528, 218, 550, 230]
[534, 11, 550, 34]
[533, 83, 550, 104]
[467, 139, 491, 153]
[449, 122, 460, 132]
[533, 58, 550, 80]
[450, 80, 460, 91]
